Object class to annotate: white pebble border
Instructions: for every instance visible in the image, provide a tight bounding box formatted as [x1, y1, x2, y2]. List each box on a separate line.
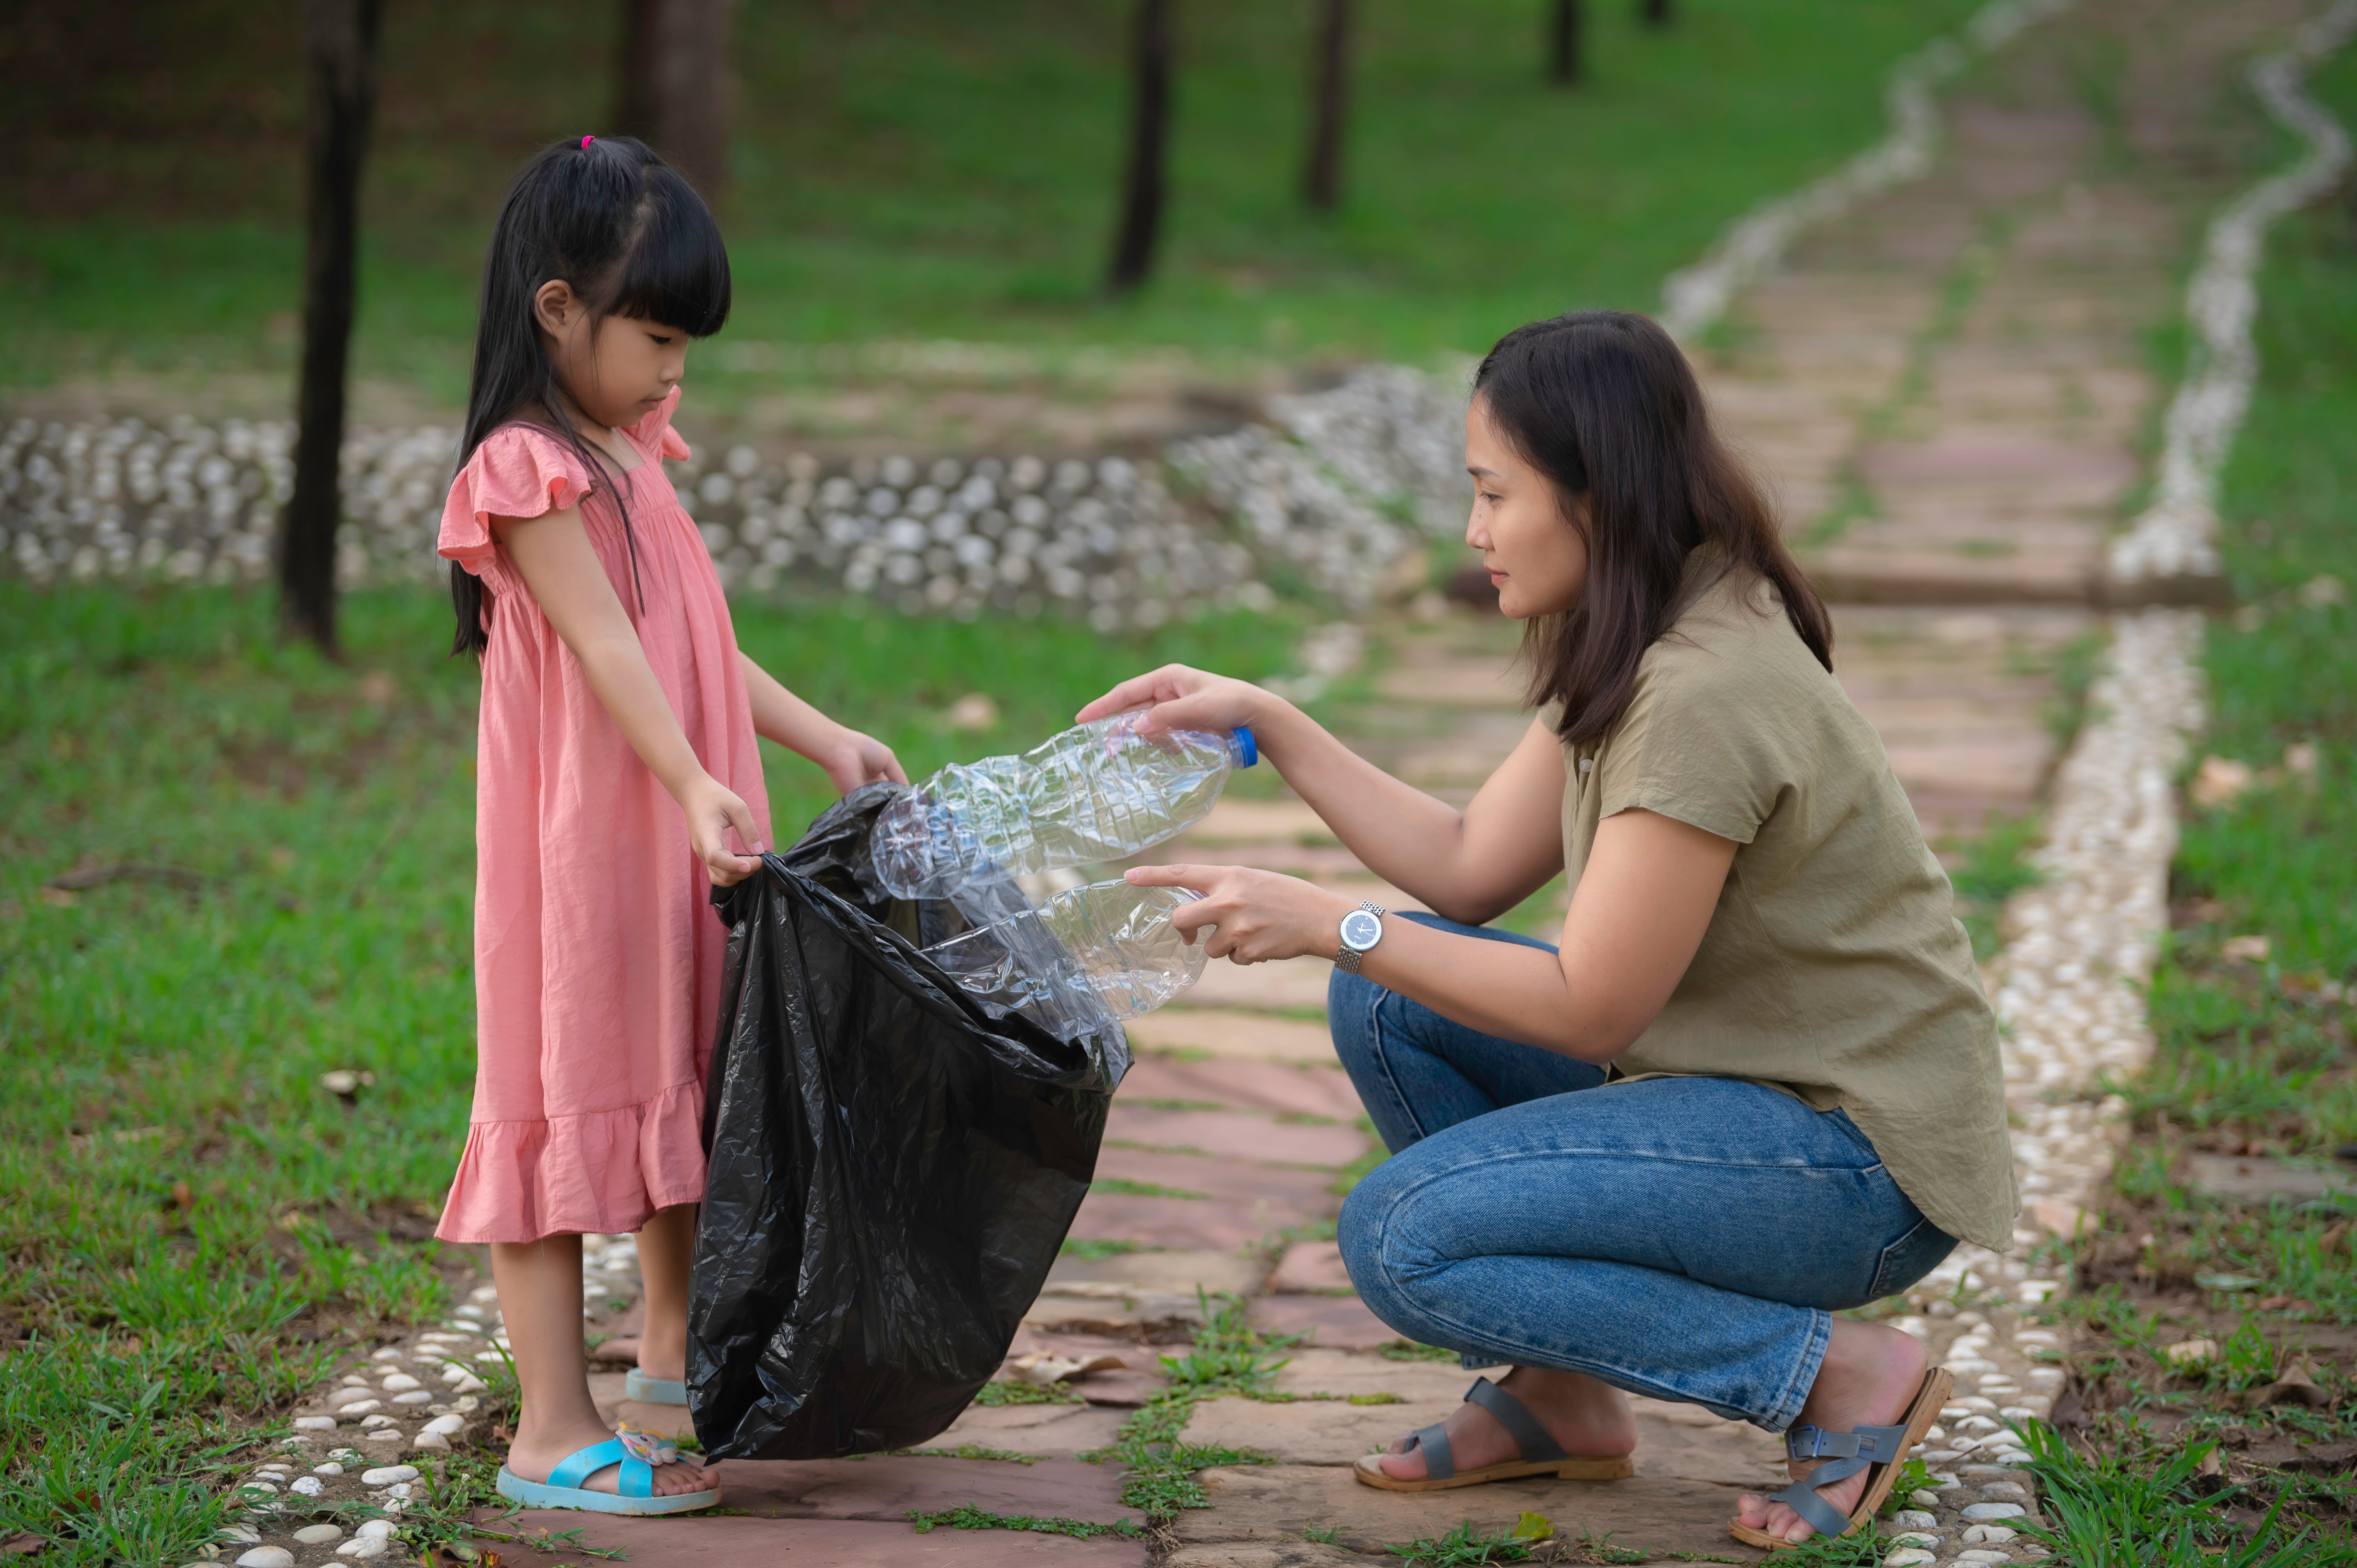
[0, 372, 1468, 629]
[1659, 0, 2077, 342]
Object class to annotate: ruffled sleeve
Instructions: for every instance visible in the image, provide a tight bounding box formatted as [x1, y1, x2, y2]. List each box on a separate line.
[627, 385, 691, 462]
[438, 426, 599, 593]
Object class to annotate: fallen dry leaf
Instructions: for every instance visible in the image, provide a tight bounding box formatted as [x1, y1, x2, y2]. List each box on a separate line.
[2190, 756, 2255, 810]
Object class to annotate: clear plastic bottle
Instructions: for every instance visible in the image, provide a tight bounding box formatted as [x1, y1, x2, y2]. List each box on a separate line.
[871, 711, 1257, 900]
[922, 881, 1208, 1041]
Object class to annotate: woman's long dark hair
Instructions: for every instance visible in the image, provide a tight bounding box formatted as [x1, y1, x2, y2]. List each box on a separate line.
[449, 134, 731, 655]
[1473, 309, 1832, 745]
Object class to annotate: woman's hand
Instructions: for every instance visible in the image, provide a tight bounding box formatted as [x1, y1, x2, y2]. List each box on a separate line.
[1127, 863, 1356, 966]
[680, 773, 765, 886]
[810, 726, 908, 796]
[1076, 664, 1276, 738]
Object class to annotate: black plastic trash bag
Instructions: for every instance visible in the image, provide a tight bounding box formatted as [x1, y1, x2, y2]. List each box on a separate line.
[686, 782, 1131, 1460]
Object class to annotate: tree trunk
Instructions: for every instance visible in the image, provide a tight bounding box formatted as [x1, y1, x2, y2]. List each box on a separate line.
[1641, 0, 1672, 26]
[1549, 0, 1581, 85]
[1302, 0, 1352, 211]
[279, 0, 381, 657]
[1106, 0, 1173, 293]
[613, 0, 738, 199]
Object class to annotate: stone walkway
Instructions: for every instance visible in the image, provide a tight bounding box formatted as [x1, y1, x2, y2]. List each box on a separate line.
[206, 4, 2327, 1566]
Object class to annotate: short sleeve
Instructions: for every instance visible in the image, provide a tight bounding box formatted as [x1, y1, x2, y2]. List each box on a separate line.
[438, 426, 598, 590]
[1594, 627, 1809, 847]
[627, 386, 691, 462]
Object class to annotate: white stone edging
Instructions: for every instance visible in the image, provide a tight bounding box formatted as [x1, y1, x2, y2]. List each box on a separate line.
[1918, 5, 2357, 1336]
[1658, 0, 2076, 342]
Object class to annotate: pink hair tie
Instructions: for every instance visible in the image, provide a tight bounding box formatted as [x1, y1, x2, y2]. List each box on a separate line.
[581, 135, 595, 149]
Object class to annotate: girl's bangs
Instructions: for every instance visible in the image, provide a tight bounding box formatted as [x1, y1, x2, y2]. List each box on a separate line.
[608, 184, 731, 337]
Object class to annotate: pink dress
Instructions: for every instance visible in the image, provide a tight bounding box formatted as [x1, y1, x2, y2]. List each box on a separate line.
[434, 389, 771, 1245]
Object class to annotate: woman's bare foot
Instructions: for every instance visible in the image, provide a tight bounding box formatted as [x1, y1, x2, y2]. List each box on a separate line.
[505, 1418, 714, 1497]
[1734, 1318, 1929, 1543]
[1375, 1367, 1637, 1481]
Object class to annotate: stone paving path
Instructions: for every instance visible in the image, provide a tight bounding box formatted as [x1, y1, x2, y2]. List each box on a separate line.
[205, 5, 2320, 1566]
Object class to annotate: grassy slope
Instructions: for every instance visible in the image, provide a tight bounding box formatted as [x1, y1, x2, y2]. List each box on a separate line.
[0, 584, 1304, 1561]
[0, 0, 1982, 404]
[2029, 47, 2357, 1565]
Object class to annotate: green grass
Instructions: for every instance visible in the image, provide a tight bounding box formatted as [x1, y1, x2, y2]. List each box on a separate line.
[1940, 809, 2045, 964]
[1069, 1291, 1290, 1522]
[0, 579, 1304, 1561]
[0, 0, 1987, 406]
[907, 1504, 1141, 1539]
[2012, 1420, 2357, 1568]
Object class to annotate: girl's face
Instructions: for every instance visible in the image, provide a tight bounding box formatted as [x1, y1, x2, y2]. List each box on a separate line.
[1465, 395, 1588, 620]
[534, 280, 691, 431]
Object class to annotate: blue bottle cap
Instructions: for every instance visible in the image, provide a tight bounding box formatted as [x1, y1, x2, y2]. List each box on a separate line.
[1231, 726, 1258, 768]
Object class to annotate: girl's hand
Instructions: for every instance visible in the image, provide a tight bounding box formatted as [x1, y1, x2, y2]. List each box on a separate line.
[1127, 863, 1355, 966]
[1076, 665, 1275, 738]
[811, 727, 908, 795]
[681, 773, 765, 886]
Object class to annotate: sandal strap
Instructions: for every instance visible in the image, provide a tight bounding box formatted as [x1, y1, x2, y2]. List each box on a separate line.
[546, 1438, 627, 1492]
[1785, 1421, 1908, 1464]
[1767, 1460, 1868, 1540]
[1464, 1376, 1567, 1464]
[1766, 1419, 1912, 1540]
[1402, 1422, 1454, 1481]
[619, 1455, 654, 1499]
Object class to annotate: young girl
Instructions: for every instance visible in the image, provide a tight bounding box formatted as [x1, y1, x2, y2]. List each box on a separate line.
[434, 134, 904, 1513]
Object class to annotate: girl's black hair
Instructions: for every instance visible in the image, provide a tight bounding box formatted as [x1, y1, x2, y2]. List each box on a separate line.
[1473, 309, 1832, 745]
[450, 134, 731, 655]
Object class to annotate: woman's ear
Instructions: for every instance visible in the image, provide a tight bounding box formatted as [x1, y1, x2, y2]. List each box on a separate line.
[532, 279, 579, 339]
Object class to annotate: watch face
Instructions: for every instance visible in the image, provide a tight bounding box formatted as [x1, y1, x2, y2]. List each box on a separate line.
[1340, 908, 1383, 952]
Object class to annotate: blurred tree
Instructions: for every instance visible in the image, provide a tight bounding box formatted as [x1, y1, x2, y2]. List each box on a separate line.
[1303, 0, 1353, 210]
[616, 0, 739, 198]
[279, 0, 382, 656]
[1549, 0, 1582, 85]
[1107, 0, 1174, 292]
[1642, 0, 1673, 26]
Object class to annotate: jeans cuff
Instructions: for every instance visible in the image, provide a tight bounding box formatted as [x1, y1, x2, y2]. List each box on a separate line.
[1762, 1309, 1832, 1432]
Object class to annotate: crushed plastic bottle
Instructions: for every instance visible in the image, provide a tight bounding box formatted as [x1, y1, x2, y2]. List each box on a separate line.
[923, 881, 1209, 1040]
[871, 711, 1257, 901]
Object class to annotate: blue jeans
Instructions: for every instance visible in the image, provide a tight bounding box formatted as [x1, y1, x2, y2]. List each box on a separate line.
[1330, 913, 1955, 1431]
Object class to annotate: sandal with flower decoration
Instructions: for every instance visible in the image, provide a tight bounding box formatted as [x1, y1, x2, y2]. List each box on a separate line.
[496, 1423, 719, 1515]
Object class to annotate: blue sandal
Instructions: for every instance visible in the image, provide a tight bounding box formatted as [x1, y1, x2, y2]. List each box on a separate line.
[624, 1368, 689, 1405]
[1729, 1366, 1952, 1548]
[496, 1425, 718, 1516]
[1352, 1376, 1636, 1491]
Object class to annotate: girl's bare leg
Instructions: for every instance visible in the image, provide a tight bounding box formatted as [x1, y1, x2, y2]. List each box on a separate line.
[633, 1204, 696, 1382]
[491, 1234, 711, 1496]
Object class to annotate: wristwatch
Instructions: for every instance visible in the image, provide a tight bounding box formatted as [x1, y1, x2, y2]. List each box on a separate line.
[1336, 901, 1386, 976]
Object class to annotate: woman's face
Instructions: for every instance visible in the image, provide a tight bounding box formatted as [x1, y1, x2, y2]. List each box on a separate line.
[1465, 396, 1588, 620]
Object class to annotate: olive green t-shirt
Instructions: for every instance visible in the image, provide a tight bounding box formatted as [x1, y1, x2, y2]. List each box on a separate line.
[1547, 549, 2016, 1252]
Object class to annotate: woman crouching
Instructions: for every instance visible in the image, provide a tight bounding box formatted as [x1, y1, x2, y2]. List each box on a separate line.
[1077, 309, 2013, 1548]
